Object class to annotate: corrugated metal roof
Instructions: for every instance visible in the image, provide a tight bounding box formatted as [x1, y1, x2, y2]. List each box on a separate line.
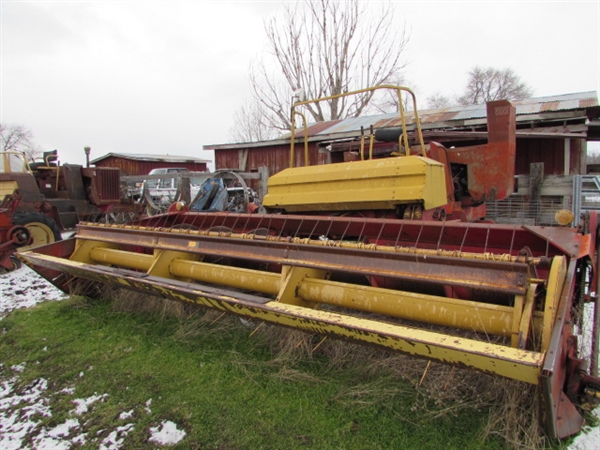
[206, 91, 598, 150]
[307, 91, 599, 135]
[91, 153, 211, 164]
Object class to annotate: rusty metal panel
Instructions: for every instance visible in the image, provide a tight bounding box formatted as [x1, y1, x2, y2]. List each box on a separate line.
[214, 149, 240, 171]
[216, 144, 327, 175]
[312, 93, 597, 140]
[306, 120, 343, 135]
[515, 138, 566, 175]
[65, 222, 531, 294]
[540, 101, 560, 112]
[0, 172, 45, 204]
[212, 92, 596, 183]
[539, 259, 584, 439]
[94, 156, 208, 176]
[96, 168, 121, 202]
[579, 98, 598, 108]
[446, 101, 516, 202]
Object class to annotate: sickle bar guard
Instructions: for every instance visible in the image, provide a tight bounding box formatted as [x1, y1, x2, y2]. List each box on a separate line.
[18, 211, 600, 439]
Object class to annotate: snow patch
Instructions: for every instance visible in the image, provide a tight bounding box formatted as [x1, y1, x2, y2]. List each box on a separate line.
[71, 393, 108, 415]
[50, 418, 80, 436]
[569, 408, 600, 449]
[0, 376, 51, 449]
[10, 363, 26, 373]
[99, 423, 135, 450]
[149, 420, 186, 446]
[0, 265, 67, 318]
[32, 419, 82, 450]
[119, 408, 135, 420]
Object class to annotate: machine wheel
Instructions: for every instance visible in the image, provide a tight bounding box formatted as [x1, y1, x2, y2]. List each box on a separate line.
[0, 255, 22, 275]
[8, 255, 22, 271]
[12, 212, 62, 250]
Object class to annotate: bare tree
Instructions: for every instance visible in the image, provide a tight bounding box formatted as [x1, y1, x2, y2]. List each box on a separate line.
[234, 0, 410, 140]
[587, 149, 600, 165]
[229, 100, 278, 143]
[0, 123, 40, 160]
[457, 67, 533, 106]
[426, 92, 453, 109]
[368, 74, 417, 114]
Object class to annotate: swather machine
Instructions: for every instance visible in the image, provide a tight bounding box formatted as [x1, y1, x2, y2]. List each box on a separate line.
[17, 86, 600, 439]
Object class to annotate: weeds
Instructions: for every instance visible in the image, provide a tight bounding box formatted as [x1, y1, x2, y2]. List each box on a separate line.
[1, 286, 561, 449]
[113, 287, 560, 448]
[251, 315, 551, 449]
[107, 286, 553, 448]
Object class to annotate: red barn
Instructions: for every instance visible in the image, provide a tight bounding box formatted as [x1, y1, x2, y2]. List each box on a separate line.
[206, 91, 599, 178]
[91, 153, 210, 176]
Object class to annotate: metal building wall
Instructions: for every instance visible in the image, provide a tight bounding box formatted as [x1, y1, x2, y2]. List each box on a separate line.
[515, 138, 584, 176]
[216, 137, 586, 180]
[215, 143, 328, 176]
[94, 156, 208, 176]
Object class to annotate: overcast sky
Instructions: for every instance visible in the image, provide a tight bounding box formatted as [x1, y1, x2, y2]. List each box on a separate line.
[1, 1, 599, 167]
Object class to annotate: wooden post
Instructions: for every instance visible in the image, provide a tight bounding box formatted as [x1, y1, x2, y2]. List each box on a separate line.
[179, 177, 191, 204]
[238, 149, 249, 171]
[529, 163, 544, 224]
[258, 166, 269, 203]
[564, 138, 571, 176]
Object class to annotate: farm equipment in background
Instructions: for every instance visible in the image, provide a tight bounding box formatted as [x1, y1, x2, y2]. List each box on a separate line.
[140, 167, 203, 215]
[0, 149, 142, 272]
[263, 85, 515, 222]
[15, 86, 600, 439]
[139, 169, 261, 216]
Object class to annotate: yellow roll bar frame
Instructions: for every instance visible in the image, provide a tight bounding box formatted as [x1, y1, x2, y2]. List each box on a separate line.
[289, 85, 426, 168]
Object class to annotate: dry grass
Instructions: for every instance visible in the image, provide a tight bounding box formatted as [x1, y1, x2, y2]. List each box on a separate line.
[481, 382, 545, 449]
[108, 287, 188, 319]
[253, 324, 550, 449]
[269, 366, 327, 384]
[99, 286, 551, 449]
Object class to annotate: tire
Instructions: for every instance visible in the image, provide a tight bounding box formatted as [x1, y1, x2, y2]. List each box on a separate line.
[0, 255, 22, 275]
[12, 212, 62, 250]
[8, 255, 22, 271]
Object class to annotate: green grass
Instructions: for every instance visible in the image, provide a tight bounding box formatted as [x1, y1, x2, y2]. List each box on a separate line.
[0, 295, 532, 449]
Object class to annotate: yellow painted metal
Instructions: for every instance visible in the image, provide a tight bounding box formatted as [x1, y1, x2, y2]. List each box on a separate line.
[170, 259, 281, 295]
[297, 278, 542, 338]
[71, 239, 120, 265]
[87, 247, 281, 294]
[262, 155, 448, 212]
[0, 181, 18, 198]
[542, 256, 566, 352]
[84, 243, 543, 342]
[48, 228, 557, 386]
[277, 265, 328, 307]
[511, 294, 525, 348]
[1, 151, 32, 173]
[22, 222, 56, 249]
[88, 247, 153, 271]
[148, 250, 201, 280]
[260, 301, 543, 385]
[360, 130, 366, 160]
[517, 284, 538, 349]
[289, 85, 425, 168]
[19, 249, 545, 385]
